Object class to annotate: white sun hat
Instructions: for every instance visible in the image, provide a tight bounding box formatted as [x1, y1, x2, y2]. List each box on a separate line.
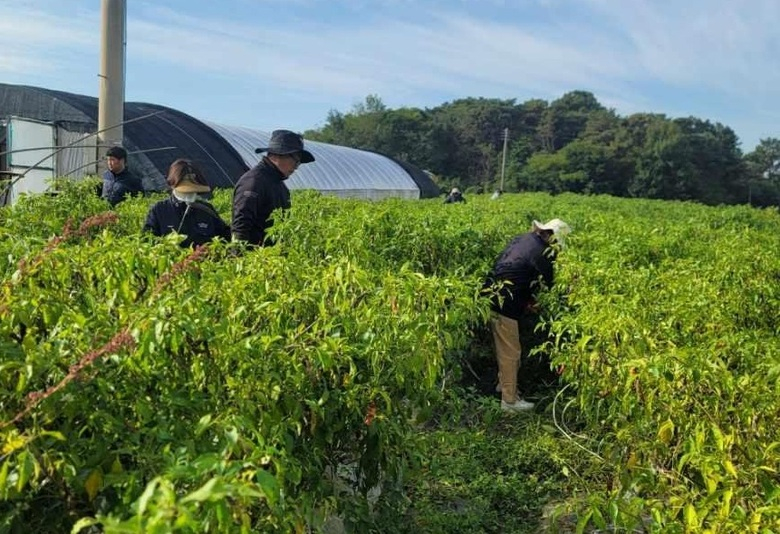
[532, 218, 572, 247]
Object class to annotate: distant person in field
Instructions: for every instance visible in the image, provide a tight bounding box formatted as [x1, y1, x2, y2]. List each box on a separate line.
[231, 129, 315, 246]
[444, 187, 466, 204]
[101, 146, 144, 207]
[143, 158, 230, 248]
[483, 218, 571, 412]
[491, 189, 503, 200]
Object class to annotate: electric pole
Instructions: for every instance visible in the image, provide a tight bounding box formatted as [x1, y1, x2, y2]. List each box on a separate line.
[500, 127, 509, 192]
[98, 0, 127, 166]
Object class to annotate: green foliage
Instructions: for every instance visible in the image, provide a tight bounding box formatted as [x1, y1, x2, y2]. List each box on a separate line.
[537, 196, 780, 533]
[744, 138, 780, 207]
[0, 185, 493, 532]
[308, 91, 779, 207]
[1, 186, 779, 533]
[630, 118, 744, 205]
[380, 396, 586, 534]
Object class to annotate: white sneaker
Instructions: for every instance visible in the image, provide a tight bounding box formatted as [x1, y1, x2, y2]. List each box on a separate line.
[501, 398, 535, 412]
[495, 383, 502, 393]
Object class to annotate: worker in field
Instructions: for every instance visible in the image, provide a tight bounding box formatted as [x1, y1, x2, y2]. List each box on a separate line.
[483, 218, 571, 412]
[231, 129, 315, 246]
[101, 146, 144, 207]
[444, 187, 466, 203]
[143, 159, 231, 248]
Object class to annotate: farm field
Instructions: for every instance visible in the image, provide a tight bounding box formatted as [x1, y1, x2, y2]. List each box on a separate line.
[0, 180, 778, 533]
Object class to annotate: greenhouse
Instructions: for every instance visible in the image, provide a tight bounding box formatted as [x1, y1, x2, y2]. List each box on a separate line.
[0, 82, 438, 204]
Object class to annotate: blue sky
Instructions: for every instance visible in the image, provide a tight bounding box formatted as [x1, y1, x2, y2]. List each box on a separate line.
[1, 0, 777, 152]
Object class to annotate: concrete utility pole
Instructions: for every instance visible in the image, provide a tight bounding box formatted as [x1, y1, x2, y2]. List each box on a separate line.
[500, 127, 509, 192]
[97, 0, 127, 166]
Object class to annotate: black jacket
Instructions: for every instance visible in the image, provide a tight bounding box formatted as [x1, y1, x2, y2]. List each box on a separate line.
[231, 158, 290, 246]
[143, 196, 231, 248]
[483, 232, 555, 320]
[102, 168, 143, 207]
[444, 192, 466, 203]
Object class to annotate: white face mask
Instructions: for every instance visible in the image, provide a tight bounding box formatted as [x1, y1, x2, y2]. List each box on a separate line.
[173, 190, 200, 204]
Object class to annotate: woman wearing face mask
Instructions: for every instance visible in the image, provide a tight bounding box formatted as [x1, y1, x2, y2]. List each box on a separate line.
[143, 158, 231, 248]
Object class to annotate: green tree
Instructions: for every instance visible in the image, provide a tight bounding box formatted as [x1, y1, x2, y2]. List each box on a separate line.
[559, 139, 617, 194]
[309, 95, 390, 149]
[427, 98, 524, 189]
[518, 139, 619, 195]
[537, 91, 605, 152]
[353, 93, 387, 115]
[518, 150, 568, 193]
[307, 91, 757, 206]
[504, 99, 549, 191]
[375, 108, 431, 164]
[629, 117, 743, 204]
[743, 137, 780, 206]
[607, 113, 669, 197]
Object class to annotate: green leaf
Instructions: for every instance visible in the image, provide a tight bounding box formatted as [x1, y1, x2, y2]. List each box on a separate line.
[40, 430, 66, 441]
[110, 457, 123, 474]
[181, 477, 225, 503]
[136, 477, 160, 516]
[195, 414, 213, 437]
[256, 469, 280, 506]
[225, 426, 238, 446]
[1, 434, 27, 455]
[724, 460, 737, 478]
[84, 469, 102, 501]
[684, 503, 698, 530]
[16, 450, 34, 492]
[70, 517, 100, 534]
[0, 460, 9, 496]
[657, 419, 675, 445]
[575, 509, 593, 533]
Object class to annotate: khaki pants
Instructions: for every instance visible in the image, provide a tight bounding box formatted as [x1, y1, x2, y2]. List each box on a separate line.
[490, 313, 521, 403]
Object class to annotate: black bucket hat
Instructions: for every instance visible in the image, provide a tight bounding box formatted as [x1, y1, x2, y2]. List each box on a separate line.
[255, 129, 315, 163]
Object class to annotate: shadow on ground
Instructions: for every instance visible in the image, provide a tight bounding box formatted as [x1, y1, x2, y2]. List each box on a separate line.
[459, 313, 562, 405]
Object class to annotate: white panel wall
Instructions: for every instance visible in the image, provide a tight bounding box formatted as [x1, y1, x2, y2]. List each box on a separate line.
[57, 128, 98, 179]
[6, 117, 55, 203]
[8, 117, 55, 169]
[10, 168, 52, 203]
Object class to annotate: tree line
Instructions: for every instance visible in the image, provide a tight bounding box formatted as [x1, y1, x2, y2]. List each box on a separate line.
[305, 92, 780, 207]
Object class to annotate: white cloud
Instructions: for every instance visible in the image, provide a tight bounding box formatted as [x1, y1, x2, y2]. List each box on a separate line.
[0, 5, 97, 80]
[125, 6, 639, 104]
[0, 0, 776, 148]
[581, 0, 780, 93]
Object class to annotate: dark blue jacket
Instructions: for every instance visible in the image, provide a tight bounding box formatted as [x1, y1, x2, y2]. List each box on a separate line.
[101, 168, 144, 207]
[231, 158, 290, 246]
[483, 232, 555, 320]
[143, 196, 231, 248]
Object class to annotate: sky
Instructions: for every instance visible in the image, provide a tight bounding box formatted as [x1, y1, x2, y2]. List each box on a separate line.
[1, 0, 778, 152]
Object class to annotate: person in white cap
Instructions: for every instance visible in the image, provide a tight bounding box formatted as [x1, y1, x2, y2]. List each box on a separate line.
[444, 187, 466, 204]
[482, 218, 571, 412]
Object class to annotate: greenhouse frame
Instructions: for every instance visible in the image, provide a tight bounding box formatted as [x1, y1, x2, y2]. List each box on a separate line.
[0, 82, 439, 205]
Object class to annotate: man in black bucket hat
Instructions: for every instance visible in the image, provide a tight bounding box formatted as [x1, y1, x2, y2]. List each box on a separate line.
[231, 129, 315, 246]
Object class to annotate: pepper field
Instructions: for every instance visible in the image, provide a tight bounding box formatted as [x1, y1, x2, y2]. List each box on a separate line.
[0, 180, 778, 533]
